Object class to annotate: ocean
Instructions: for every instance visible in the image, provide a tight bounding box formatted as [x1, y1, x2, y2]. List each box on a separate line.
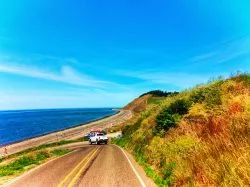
[0, 108, 117, 146]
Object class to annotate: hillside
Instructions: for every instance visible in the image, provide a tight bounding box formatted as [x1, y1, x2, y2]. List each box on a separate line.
[124, 90, 179, 113]
[114, 74, 250, 186]
[123, 94, 151, 113]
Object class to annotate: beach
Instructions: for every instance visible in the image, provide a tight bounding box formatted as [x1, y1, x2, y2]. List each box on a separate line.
[0, 110, 132, 157]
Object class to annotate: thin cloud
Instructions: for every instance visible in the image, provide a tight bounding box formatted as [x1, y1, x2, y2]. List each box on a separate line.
[0, 87, 136, 110]
[33, 54, 80, 65]
[190, 37, 250, 65]
[0, 63, 119, 88]
[113, 69, 214, 89]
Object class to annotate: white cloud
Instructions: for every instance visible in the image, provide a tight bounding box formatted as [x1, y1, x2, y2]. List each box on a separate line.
[190, 37, 250, 65]
[0, 63, 119, 88]
[0, 89, 136, 110]
[114, 69, 213, 89]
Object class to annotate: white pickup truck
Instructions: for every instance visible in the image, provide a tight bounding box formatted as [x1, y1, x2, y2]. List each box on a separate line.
[88, 132, 108, 145]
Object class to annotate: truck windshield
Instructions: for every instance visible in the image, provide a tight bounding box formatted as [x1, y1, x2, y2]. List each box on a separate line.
[97, 134, 103, 136]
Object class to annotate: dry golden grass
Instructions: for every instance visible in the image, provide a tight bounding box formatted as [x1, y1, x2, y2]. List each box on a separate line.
[115, 75, 250, 186]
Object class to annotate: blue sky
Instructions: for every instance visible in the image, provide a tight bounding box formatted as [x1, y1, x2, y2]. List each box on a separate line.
[0, 0, 250, 110]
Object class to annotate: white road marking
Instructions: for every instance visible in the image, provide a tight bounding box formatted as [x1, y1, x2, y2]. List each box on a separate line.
[113, 145, 147, 187]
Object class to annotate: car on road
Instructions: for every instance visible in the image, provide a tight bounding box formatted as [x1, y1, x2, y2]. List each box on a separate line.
[88, 132, 108, 145]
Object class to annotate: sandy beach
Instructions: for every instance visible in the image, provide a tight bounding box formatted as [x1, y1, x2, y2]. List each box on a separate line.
[0, 110, 132, 157]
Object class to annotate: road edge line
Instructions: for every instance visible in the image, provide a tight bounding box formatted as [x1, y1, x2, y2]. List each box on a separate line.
[113, 145, 146, 187]
[2, 149, 78, 187]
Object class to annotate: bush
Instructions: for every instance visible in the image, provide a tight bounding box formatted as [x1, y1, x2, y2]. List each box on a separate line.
[162, 161, 176, 183]
[140, 90, 179, 97]
[111, 137, 128, 148]
[231, 74, 250, 85]
[190, 86, 222, 108]
[14, 155, 38, 167]
[154, 99, 191, 136]
[204, 87, 222, 107]
[35, 151, 50, 162]
[154, 112, 177, 136]
[190, 89, 206, 103]
[122, 118, 142, 138]
[0, 155, 37, 176]
[166, 99, 192, 115]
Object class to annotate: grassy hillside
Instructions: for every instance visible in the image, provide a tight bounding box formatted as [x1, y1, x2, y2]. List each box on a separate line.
[113, 74, 250, 186]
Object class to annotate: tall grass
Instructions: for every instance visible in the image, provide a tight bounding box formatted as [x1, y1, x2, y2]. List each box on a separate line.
[113, 74, 250, 186]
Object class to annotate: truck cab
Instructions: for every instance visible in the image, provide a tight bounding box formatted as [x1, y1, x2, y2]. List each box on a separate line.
[88, 132, 108, 145]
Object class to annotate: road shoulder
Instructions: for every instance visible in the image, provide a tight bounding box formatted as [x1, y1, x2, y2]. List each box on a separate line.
[112, 145, 156, 187]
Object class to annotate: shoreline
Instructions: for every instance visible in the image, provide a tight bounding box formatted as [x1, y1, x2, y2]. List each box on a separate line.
[0, 110, 120, 147]
[0, 110, 132, 157]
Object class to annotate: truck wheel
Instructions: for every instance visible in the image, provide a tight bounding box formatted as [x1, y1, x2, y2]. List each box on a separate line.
[96, 140, 99, 145]
[89, 140, 92, 145]
[105, 141, 107, 144]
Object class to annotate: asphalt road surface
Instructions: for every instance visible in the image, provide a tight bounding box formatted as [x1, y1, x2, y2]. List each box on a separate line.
[5, 145, 146, 187]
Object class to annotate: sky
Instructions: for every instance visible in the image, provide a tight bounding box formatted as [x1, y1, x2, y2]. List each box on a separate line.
[0, 0, 250, 110]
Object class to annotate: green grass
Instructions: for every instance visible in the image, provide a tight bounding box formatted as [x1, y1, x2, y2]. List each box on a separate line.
[148, 97, 165, 104]
[112, 137, 172, 186]
[0, 139, 77, 177]
[37, 139, 79, 149]
[51, 149, 72, 156]
[0, 148, 71, 177]
[0, 139, 81, 164]
[35, 151, 50, 162]
[231, 73, 250, 85]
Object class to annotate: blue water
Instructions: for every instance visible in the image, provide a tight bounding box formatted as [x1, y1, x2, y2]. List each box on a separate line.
[0, 108, 117, 146]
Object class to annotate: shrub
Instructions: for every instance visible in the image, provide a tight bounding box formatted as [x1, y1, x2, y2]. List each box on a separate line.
[204, 87, 222, 108]
[35, 151, 50, 162]
[14, 155, 38, 166]
[154, 112, 178, 136]
[166, 99, 192, 115]
[190, 86, 222, 108]
[122, 118, 142, 138]
[154, 99, 191, 136]
[190, 89, 206, 103]
[140, 90, 179, 97]
[162, 161, 176, 182]
[232, 74, 250, 85]
[0, 155, 37, 176]
[111, 137, 128, 148]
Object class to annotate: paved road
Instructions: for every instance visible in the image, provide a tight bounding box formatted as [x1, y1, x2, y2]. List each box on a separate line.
[5, 145, 145, 187]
